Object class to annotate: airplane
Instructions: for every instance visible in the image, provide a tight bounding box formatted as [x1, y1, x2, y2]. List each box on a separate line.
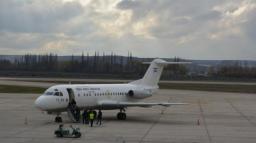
[35, 59, 189, 122]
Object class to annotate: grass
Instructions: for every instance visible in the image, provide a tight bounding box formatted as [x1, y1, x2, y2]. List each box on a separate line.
[0, 81, 256, 94]
[159, 83, 256, 93]
[0, 85, 46, 94]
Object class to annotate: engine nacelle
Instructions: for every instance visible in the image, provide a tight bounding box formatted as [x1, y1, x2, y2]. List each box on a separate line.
[127, 90, 152, 99]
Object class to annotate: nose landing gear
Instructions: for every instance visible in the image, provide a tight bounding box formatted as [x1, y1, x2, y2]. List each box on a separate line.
[117, 108, 126, 120]
[55, 116, 63, 123]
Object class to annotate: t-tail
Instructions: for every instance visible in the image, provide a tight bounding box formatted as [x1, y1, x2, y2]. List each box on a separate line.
[130, 59, 190, 88]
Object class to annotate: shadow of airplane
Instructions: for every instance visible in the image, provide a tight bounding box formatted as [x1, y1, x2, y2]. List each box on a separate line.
[102, 115, 194, 126]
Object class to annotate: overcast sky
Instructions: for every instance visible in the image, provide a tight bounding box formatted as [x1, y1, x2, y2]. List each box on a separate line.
[0, 0, 256, 60]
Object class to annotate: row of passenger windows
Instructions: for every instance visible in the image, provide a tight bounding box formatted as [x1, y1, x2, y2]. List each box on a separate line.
[45, 91, 126, 97]
[78, 92, 127, 97]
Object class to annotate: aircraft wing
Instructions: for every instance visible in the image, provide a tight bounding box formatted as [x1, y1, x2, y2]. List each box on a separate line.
[98, 100, 188, 108]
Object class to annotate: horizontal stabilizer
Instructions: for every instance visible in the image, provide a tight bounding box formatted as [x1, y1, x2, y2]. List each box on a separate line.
[143, 61, 191, 65]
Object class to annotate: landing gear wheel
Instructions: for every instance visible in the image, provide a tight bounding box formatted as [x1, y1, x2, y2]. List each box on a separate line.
[55, 116, 62, 123]
[117, 112, 121, 120]
[117, 112, 126, 120]
[121, 113, 126, 120]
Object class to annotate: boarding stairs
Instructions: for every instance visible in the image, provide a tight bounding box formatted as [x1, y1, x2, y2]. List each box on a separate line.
[67, 104, 80, 122]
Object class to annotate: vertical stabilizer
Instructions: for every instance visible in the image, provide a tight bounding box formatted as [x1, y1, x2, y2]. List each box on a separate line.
[130, 59, 167, 87]
[130, 59, 190, 87]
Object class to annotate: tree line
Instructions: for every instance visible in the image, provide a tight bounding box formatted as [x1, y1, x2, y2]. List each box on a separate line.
[0, 53, 188, 79]
[209, 61, 256, 79]
[0, 53, 255, 80]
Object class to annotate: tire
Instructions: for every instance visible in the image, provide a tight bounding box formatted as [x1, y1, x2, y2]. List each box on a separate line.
[117, 112, 126, 120]
[55, 131, 63, 137]
[75, 132, 81, 138]
[122, 113, 126, 120]
[55, 117, 62, 123]
[117, 113, 122, 120]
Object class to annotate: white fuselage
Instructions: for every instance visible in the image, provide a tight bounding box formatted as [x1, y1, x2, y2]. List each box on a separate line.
[35, 83, 156, 112]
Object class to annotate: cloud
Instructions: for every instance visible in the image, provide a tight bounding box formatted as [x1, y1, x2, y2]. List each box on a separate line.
[0, 0, 256, 60]
[0, 0, 83, 33]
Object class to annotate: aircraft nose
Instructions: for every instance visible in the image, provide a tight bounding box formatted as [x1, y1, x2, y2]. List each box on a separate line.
[35, 96, 46, 110]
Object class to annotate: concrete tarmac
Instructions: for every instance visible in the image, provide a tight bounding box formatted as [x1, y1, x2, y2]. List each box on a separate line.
[0, 89, 256, 143]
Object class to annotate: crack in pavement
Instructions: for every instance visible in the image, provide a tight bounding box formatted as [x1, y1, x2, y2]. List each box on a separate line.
[225, 98, 256, 127]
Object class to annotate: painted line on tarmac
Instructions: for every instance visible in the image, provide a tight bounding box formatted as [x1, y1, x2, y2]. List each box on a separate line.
[198, 99, 212, 143]
[138, 97, 171, 143]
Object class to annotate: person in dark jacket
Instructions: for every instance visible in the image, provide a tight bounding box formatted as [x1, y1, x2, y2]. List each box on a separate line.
[96, 110, 102, 125]
[75, 107, 80, 122]
[93, 110, 97, 119]
[82, 110, 88, 124]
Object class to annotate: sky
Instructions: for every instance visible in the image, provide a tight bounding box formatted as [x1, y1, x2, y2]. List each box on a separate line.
[0, 0, 256, 60]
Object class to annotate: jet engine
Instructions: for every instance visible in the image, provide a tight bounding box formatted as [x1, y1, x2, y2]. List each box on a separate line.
[127, 90, 152, 99]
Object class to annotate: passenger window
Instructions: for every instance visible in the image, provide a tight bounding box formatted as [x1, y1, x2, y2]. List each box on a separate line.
[60, 92, 63, 96]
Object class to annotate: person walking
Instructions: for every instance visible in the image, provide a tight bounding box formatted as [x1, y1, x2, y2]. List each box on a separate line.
[96, 110, 102, 125]
[75, 107, 80, 122]
[93, 110, 97, 119]
[89, 110, 95, 127]
[82, 110, 88, 124]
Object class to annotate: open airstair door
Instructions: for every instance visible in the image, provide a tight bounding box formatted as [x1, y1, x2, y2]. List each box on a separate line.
[66, 88, 79, 122]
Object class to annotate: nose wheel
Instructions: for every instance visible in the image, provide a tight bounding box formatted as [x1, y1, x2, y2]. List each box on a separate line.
[117, 108, 126, 120]
[55, 116, 62, 123]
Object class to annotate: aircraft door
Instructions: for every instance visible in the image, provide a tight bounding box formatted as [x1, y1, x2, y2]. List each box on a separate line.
[67, 88, 76, 105]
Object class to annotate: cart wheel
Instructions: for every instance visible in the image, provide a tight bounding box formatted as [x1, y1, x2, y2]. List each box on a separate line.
[56, 133, 63, 137]
[75, 132, 81, 138]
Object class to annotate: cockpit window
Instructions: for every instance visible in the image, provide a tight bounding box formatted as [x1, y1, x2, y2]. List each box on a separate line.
[54, 92, 59, 96]
[44, 91, 63, 96]
[54, 92, 63, 96]
[45, 92, 54, 95]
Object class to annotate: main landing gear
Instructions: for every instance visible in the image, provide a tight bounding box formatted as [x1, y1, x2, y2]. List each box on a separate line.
[117, 108, 126, 120]
[55, 116, 63, 123]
